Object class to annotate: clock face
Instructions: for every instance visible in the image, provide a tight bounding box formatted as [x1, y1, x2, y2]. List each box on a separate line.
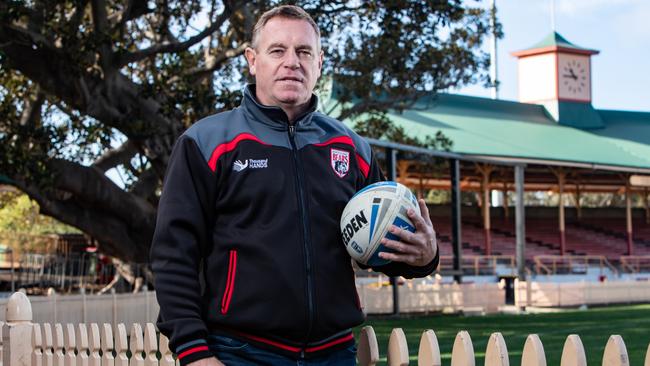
[558, 54, 590, 101]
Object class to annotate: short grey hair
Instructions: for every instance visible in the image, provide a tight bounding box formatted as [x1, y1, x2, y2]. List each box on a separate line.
[251, 5, 321, 50]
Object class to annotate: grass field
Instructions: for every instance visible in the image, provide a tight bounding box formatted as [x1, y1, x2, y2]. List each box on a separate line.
[355, 304, 650, 365]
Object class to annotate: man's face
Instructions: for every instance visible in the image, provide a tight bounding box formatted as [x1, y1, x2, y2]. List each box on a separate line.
[245, 17, 323, 109]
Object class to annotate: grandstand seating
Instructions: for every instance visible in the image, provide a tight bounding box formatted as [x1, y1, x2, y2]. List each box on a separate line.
[430, 212, 650, 263]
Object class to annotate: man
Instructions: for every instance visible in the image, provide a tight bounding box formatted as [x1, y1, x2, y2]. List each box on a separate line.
[150, 5, 438, 366]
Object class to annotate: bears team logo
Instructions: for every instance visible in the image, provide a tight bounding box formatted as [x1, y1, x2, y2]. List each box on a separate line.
[330, 148, 350, 178]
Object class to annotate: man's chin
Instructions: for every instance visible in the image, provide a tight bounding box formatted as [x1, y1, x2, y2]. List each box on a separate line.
[275, 93, 308, 106]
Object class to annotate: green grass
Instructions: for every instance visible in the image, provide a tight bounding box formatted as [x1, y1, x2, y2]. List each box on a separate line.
[354, 304, 650, 365]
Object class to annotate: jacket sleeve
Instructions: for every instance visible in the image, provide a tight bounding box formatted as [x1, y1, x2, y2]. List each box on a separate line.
[360, 149, 440, 279]
[150, 135, 215, 365]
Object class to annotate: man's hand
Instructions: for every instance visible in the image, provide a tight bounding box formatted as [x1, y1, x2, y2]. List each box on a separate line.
[187, 357, 225, 366]
[379, 199, 437, 266]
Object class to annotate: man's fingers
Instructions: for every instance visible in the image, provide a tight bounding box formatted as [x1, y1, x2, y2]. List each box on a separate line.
[388, 225, 418, 244]
[382, 236, 420, 255]
[379, 251, 418, 264]
[418, 199, 433, 226]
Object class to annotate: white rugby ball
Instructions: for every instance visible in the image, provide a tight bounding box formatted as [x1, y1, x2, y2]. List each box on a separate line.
[340, 181, 420, 266]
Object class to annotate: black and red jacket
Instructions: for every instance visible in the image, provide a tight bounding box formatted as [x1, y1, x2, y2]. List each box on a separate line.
[150, 85, 438, 365]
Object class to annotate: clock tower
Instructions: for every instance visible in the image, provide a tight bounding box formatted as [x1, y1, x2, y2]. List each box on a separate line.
[512, 32, 604, 129]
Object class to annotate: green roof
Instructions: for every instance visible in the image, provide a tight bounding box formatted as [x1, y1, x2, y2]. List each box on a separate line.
[558, 102, 604, 129]
[525, 32, 596, 53]
[324, 92, 650, 171]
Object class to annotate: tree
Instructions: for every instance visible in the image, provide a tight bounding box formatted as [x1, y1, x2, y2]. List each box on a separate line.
[0, 0, 494, 262]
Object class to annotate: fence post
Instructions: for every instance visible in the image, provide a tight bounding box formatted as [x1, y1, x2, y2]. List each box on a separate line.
[158, 332, 176, 366]
[89, 323, 101, 366]
[31, 323, 43, 366]
[357, 326, 379, 366]
[2, 291, 34, 366]
[602, 335, 629, 366]
[418, 330, 441, 366]
[144, 323, 158, 366]
[560, 335, 586, 366]
[387, 328, 408, 366]
[64, 323, 76, 365]
[521, 334, 545, 366]
[451, 331, 474, 366]
[484, 332, 509, 366]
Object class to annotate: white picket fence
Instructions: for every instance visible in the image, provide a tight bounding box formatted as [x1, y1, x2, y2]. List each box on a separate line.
[1, 292, 650, 365]
[1, 292, 177, 366]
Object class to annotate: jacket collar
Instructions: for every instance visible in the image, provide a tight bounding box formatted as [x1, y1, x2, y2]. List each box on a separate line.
[241, 85, 318, 129]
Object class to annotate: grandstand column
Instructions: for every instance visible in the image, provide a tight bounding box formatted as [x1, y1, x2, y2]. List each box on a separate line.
[574, 183, 582, 221]
[643, 188, 650, 224]
[552, 168, 567, 256]
[501, 174, 510, 221]
[625, 180, 633, 255]
[386, 147, 400, 315]
[476, 164, 494, 256]
[515, 165, 526, 280]
[450, 159, 463, 283]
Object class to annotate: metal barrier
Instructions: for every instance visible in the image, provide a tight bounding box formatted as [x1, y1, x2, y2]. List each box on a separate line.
[533, 255, 618, 276]
[439, 255, 516, 276]
[620, 255, 650, 273]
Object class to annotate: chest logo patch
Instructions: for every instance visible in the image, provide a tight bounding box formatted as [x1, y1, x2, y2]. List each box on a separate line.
[233, 158, 268, 172]
[330, 148, 350, 178]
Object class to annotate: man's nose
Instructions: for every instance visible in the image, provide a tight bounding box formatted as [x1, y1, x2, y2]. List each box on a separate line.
[284, 50, 300, 69]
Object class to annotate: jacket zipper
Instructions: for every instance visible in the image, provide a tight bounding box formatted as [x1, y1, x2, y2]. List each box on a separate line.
[220, 249, 237, 314]
[288, 124, 314, 353]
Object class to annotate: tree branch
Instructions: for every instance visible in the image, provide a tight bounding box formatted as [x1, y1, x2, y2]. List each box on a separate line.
[20, 88, 45, 127]
[3, 23, 57, 49]
[186, 42, 249, 82]
[51, 159, 156, 225]
[129, 167, 159, 200]
[112, 0, 151, 27]
[92, 141, 138, 173]
[90, 0, 115, 75]
[116, 8, 232, 68]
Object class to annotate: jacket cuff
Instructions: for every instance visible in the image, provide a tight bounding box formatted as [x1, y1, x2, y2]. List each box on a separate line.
[176, 339, 212, 366]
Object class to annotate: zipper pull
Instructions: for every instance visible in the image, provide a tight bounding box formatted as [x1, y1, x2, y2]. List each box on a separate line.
[289, 125, 295, 136]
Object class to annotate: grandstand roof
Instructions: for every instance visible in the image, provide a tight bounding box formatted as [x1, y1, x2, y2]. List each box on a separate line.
[324, 92, 650, 174]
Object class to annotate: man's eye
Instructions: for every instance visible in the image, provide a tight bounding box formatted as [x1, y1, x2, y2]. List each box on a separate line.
[270, 49, 284, 55]
[299, 50, 312, 57]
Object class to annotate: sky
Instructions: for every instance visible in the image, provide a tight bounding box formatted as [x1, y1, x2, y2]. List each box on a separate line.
[454, 0, 650, 112]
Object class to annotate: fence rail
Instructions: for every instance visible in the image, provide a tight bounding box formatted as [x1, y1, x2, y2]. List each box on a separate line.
[1, 292, 648, 365]
[533, 255, 618, 276]
[438, 255, 516, 276]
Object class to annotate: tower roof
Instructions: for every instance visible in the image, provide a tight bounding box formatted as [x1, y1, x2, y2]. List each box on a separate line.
[512, 32, 599, 57]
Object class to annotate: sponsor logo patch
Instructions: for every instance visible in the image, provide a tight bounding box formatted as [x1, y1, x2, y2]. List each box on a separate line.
[330, 148, 350, 178]
[233, 160, 248, 172]
[233, 158, 268, 172]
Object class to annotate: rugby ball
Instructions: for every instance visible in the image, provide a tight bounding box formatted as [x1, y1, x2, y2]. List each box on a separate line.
[340, 181, 420, 266]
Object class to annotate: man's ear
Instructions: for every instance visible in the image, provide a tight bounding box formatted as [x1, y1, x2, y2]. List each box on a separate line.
[245, 47, 257, 75]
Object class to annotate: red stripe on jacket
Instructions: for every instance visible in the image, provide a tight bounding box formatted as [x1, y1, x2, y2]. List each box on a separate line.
[221, 250, 237, 314]
[208, 133, 267, 171]
[314, 136, 370, 178]
[177, 345, 209, 359]
[232, 330, 353, 354]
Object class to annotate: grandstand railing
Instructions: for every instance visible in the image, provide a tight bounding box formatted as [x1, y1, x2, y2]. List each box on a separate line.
[620, 255, 650, 273]
[1, 292, 645, 366]
[439, 255, 515, 276]
[533, 255, 618, 276]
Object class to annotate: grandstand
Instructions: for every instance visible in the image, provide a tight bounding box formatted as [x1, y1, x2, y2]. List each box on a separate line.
[326, 32, 650, 281]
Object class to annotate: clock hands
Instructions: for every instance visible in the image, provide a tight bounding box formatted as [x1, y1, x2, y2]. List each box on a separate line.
[563, 67, 578, 81]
